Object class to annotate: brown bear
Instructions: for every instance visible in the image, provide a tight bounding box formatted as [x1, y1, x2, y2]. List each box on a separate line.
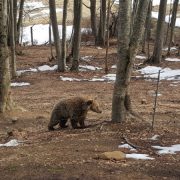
[48, 96, 102, 131]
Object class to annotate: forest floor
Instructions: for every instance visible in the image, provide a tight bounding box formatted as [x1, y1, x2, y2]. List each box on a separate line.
[0, 43, 180, 180]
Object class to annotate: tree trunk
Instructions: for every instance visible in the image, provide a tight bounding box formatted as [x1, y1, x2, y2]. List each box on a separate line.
[16, 0, 25, 44]
[112, 0, 150, 122]
[61, 0, 68, 68]
[0, 0, 12, 113]
[9, 0, 17, 78]
[167, 0, 179, 55]
[97, 0, 106, 46]
[13, 0, 17, 44]
[49, 0, 64, 72]
[90, 0, 98, 45]
[142, 0, 152, 54]
[71, 0, 82, 71]
[150, 0, 167, 64]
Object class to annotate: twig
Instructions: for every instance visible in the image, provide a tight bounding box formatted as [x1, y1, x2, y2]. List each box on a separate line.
[122, 135, 143, 149]
[152, 70, 161, 130]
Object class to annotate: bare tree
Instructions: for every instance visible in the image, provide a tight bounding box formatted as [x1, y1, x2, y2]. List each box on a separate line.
[61, 0, 68, 69]
[97, 0, 106, 46]
[16, 0, 25, 44]
[0, 0, 12, 112]
[150, 0, 167, 64]
[167, 0, 179, 55]
[71, 0, 82, 71]
[13, 0, 17, 43]
[90, 0, 98, 44]
[9, 0, 17, 78]
[49, 0, 65, 72]
[112, 0, 150, 122]
[142, 0, 152, 55]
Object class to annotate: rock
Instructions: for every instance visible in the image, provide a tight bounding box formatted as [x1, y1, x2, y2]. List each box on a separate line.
[11, 117, 18, 124]
[98, 151, 125, 161]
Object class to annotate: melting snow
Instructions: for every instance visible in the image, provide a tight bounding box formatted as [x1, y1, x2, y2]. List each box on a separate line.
[17, 68, 38, 76]
[163, 47, 178, 51]
[38, 65, 58, 71]
[23, 2, 45, 10]
[118, 144, 137, 152]
[126, 153, 154, 160]
[81, 56, 93, 62]
[136, 55, 147, 60]
[152, 144, 180, 154]
[11, 82, 30, 87]
[138, 66, 180, 81]
[0, 139, 22, 147]
[165, 58, 180, 62]
[79, 65, 102, 71]
[60, 76, 86, 82]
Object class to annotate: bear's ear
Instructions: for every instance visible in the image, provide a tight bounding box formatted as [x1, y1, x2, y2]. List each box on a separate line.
[86, 100, 93, 105]
[82, 100, 93, 110]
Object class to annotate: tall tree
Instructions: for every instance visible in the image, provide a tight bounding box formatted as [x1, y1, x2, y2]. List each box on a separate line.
[61, 0, 68, 69]
[49, 0, 65, 72]
[97, 0, 106, 46]
[0, 0, 12, 112]
[150, 0, 167, 64]
[71, 0, 82, 71]
[13, 0, 17, 43]
[167, 0, 179, 55]
[16, 0, 25, 44]
[90, 0, 98, 44]
[142, 0, 152, 55]
[9, 0, 17, 78]
[111, 0, 150, 122]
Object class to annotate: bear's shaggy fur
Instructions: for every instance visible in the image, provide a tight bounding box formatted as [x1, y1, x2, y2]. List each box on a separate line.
[48, 96, 102, 131]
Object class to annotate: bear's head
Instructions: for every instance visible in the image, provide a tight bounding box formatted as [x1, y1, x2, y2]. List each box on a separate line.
[86, 99, 102, 113]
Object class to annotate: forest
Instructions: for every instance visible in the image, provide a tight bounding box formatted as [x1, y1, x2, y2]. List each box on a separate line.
[0, 0, 180, 179]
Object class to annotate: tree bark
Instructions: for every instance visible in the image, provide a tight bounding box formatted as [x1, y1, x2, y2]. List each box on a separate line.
[0, 0, 12, 113]
[71, 0, 82, 71]
[167, 0, 179, 55]
[13, 0, 17, 44]
[112, 0, 150, 122]
[9, 0, 17, 78]
[90, 0, 98, 44]
[16, 0, 25, 44]
[61, 0, 68, 68]
[151, 0, 167, 64]
[97, 0, 106, 46]
[49, 0, 64, 72]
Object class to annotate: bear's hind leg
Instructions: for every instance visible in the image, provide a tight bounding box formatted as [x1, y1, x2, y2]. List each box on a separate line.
[70, 118, 79, 129]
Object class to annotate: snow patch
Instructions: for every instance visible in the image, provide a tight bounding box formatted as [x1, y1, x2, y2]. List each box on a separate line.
[165, 58, 180, 62]
[38, 65, 58, 71]
[11, 82, 30, 87]
[152, 144, 180, 154]
[138, 66, 180, 81]
[136, 55, 147, 60]
[79, 65, 102, 71]
[118, 144, 137, 152]
[0, 139, 22, 147]
[126, 153, 154, 160]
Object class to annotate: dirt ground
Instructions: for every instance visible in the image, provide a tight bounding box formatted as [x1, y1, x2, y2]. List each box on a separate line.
[0, 42, 180, 180]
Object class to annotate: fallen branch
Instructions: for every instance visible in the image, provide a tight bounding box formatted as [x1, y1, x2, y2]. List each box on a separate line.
[122, 135, 143, 149]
